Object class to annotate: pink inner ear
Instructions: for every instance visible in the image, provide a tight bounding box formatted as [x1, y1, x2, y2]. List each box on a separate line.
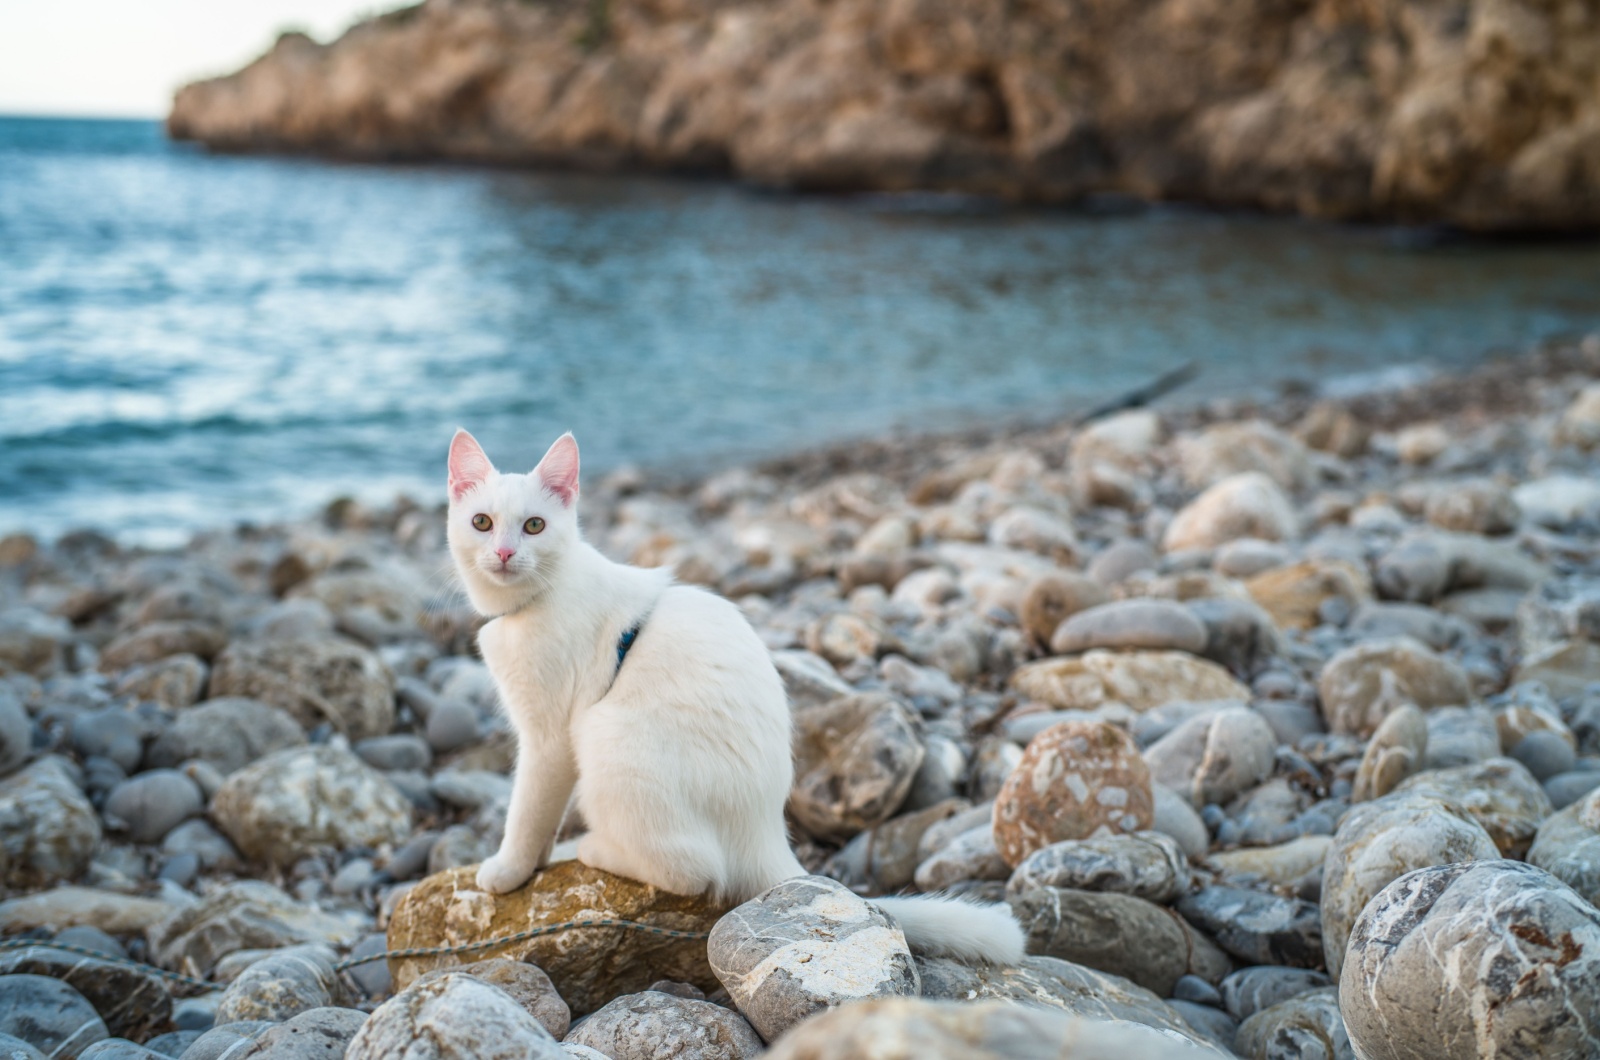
[448, 430, 494, 502]
[535, 433, 580, 507]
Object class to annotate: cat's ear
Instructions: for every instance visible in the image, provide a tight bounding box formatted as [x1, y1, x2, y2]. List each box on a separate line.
[534, 432, 580, 507]
[448, 429, 494, 502]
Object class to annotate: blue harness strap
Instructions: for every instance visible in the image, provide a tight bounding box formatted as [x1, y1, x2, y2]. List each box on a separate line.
[614, 622, 643, 675]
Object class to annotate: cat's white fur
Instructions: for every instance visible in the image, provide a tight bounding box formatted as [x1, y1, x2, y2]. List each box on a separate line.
[446, 429, 1024, 964]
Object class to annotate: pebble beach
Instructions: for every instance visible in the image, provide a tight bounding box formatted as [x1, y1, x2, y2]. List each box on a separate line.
[2, 335, 1600, 1058]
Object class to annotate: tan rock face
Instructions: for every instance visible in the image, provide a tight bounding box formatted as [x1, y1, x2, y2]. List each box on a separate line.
[992, 721, 1154, 867]
[1316, 636, 1471, 737]
[1010, 650, 1250, 713]
[387, 862, 727, 1014]
[168, 0, 1600, 231]
[1245, 559, 1373, 632]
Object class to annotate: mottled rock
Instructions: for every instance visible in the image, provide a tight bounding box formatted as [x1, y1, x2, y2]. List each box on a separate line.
[913, 825, 1010, 891]
[1528, 786, 1600, 907]
[148, 880, 364, 976]
[1220, 966, 1333, 1022]
[1245, 560, 1371, 632]
[1350, 704, 1427, 802]
[413, 958, 568, 1039]
[565, 991, 763, 1059]
[993, 721, 1153, 867]
[1341, 861, 1600, 1060]
[1234, 987, 1351, 1060]
[1144, 707, 1277, 808]
[916, 955, 1198, 1037]
[1088, 540, 1160, 586]
[761, 998, 1223, 1060]
[1393, 757, 1553, 857]
[1011, 886, 1231, 995]
[388, 862, 725, 1013]
[1316, 637, 1470, 737]
[145, 697, 306, 775]
[1006, 831, 1188, 903]
[1207, 835, 1331, 888]
[1319, 792, 1499, 980]
[0, 945, 169, 1040]
[1187, 597, 1283, 675]
[1010, 650, 1249, 713]
[1020, 573, 1110, 648]
[211, 746, 411, 865]
[1177, 887, 1322, 969]
[346, 973, 564, 1060]
[790, 693, 923, 841]
[235, 1006, 367, 1059]
[0, 610, 71, 676]
[103, 770, 203, 844]
[1423, 705, 1501, 769]
[828, 799, 969, 893]
[0, 975, 109, 1059]
[707, 876, 916, 1042]
[111, 654, 207, 710]
[1163, 473, 1299, 552]
[0, 758, 101, 887]
[1178, 421, 1311, 492]
[1050, 600, 1207, 656]
[99, 621, 225, 671]
[215, 948, 347, 1024]
[1514, 639, 1600, 700]
[0, 888, 175, 935]
[770, 651, 852, 711]
[208, 636, 395, 740]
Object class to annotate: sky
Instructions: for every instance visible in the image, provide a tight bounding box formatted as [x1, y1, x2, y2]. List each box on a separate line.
[0, 0, 386, 118]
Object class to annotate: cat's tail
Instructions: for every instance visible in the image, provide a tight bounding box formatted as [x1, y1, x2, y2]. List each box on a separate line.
[870, 894, 1026, 965]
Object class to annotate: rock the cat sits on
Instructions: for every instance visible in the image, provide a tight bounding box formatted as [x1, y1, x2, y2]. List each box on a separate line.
[446, 429, 1024, 963]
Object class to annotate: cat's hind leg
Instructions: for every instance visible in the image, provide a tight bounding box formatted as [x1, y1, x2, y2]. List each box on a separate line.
[575, 829, 721, 897]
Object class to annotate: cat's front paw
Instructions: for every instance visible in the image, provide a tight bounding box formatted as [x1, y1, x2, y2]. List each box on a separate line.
[476, 853, 536, 894]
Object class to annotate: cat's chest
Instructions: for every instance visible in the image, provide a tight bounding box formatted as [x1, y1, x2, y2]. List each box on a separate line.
[478, 614, 597, 717]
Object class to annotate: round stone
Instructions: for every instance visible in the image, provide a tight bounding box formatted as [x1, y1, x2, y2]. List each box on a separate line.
[1010, 650, 1249, 713]
[1005, 831, 1189, 904]
[1511, 729, 1577, 782]
[0, 758, 102, 887]
[1392, 757, 1554, 857]
[565, 991, 762, 1059]
[208, 636, 395, 741]
[346, 973, 564, 1060]
[992, 721, 1154, 867]
[1528, 786, 1600, 907]
[1049, 600, 1207, 656]
[1142, 707, 1276, 808]
[1162, 472, 1299, 552]
[103, 770, 204, 844]
[790, 694, 924, 842]
[214, 947, 348, 1024]
[0, 975, 109, 1058]
[1341, 860, 1600, 1060]
[144, 697, 306, 775]
[1316, 637, 1471, 737]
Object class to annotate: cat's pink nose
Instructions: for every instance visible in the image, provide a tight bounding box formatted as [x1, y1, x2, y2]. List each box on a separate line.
[496, 547, 516, 565]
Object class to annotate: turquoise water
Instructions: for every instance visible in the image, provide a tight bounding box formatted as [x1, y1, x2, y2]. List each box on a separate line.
[3, 116, 1600, 544]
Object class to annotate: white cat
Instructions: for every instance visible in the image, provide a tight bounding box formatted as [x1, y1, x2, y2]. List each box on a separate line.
[446, 429, 1024, 964]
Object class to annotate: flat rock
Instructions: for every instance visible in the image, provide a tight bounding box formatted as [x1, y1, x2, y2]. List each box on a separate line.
[1220, 966, 1333, 1022]
[346, 973, 564, 1060]
[912, 825, 1009, 892]
[1234, 987, 1352, 1060]
[211, 746, 412, 865]
[707, 875, 916, 1042]
[1206, 835, 1331, 888]
[1010, 650, 1250, 713]
[1527, 785, 1600, 907]
[1341, 861, 1600, 1060]
[0, 945, 170, 1040]
[1392, 757, 1553, 857]
[0, 758, 102, 887]
[148, 880, 365, 977]
[564, 991, 763, 1060]
[1011, 886, 1231, 996]
[234, 1006, 367, 1059]
[1176, 886, 1322, 969]
[992, 720, 1153, 867]
[762, 998, 1225, 1060]
[388, 862, 725, 1014]
[208, 636, 395, 741]
[1316, 637, 1471, 737]
[145, 697, 306, 775]
[916, 955, 1199, 1038]
[790, 693, 924, 841]
[1005, 831, 1189, 903]
[1049, 600, 1207, 656]
[0, 975, 109, 1060]
[0, 888, 175, 935]
[98, 621, 225, 671]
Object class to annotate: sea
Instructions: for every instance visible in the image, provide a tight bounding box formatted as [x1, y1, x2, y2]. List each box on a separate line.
[3, 115, 1600, 545]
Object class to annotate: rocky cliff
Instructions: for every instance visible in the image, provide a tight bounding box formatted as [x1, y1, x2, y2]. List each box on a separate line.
[169, 0, 1600, 230]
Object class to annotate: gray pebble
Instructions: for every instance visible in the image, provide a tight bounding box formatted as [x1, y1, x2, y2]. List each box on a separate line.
[1545, 770, 1600, 809]
[0, 1034, 44, 1060]
[77, 1041, 163, 1059]
[565, 991, 761, 1059]
[342, 935, 392, 999]
[214, 947, 347, 1024]
[424, 700, 479, 754]
[1177, 886, 1322, 968]
[175, 1022, 271, 1060]
[1220, 966, 1332, 1021]
[353, 735, 431, 773]
[239, 1006, 368, 1059]
[141, 1032, 200, 1058]
[1166, 999, 1238, 1054]
[104, 770, 203, 844]
[71, 709, 143, 773]
[1511, 729, 1577, 782]
[0, 974, 109, 1059]
[1171, 974, 1221, 1007]
[52, 926, 125, 960]
[0, 693, 32, 777]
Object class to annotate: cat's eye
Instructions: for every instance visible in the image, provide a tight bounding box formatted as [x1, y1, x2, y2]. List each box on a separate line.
[523, 517, 546, 535]
[471, 514, 492, 532]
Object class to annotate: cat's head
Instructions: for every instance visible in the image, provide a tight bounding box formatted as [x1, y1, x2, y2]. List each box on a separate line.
[446, 429, 580, 616]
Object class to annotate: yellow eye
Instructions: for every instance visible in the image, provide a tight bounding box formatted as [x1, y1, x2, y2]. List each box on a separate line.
[471, 514, 492, 531]
[523, 517, 545, 535]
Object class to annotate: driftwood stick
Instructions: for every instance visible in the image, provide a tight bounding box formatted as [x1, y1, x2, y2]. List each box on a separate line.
[1073, 360, 1201, 427]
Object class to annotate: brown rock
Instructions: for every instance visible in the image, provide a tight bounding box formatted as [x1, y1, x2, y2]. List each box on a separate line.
[1010, 649, 1250, 713]
[1245, 559, 1372, 632]
[992, 721, 1153, 867]
[208, 635, 395, 740]
[1019, 573, 1109, 648]
[790, 693, 924, 841]
[387, 862, 727, 1014]
[98, 620, 225, 671]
